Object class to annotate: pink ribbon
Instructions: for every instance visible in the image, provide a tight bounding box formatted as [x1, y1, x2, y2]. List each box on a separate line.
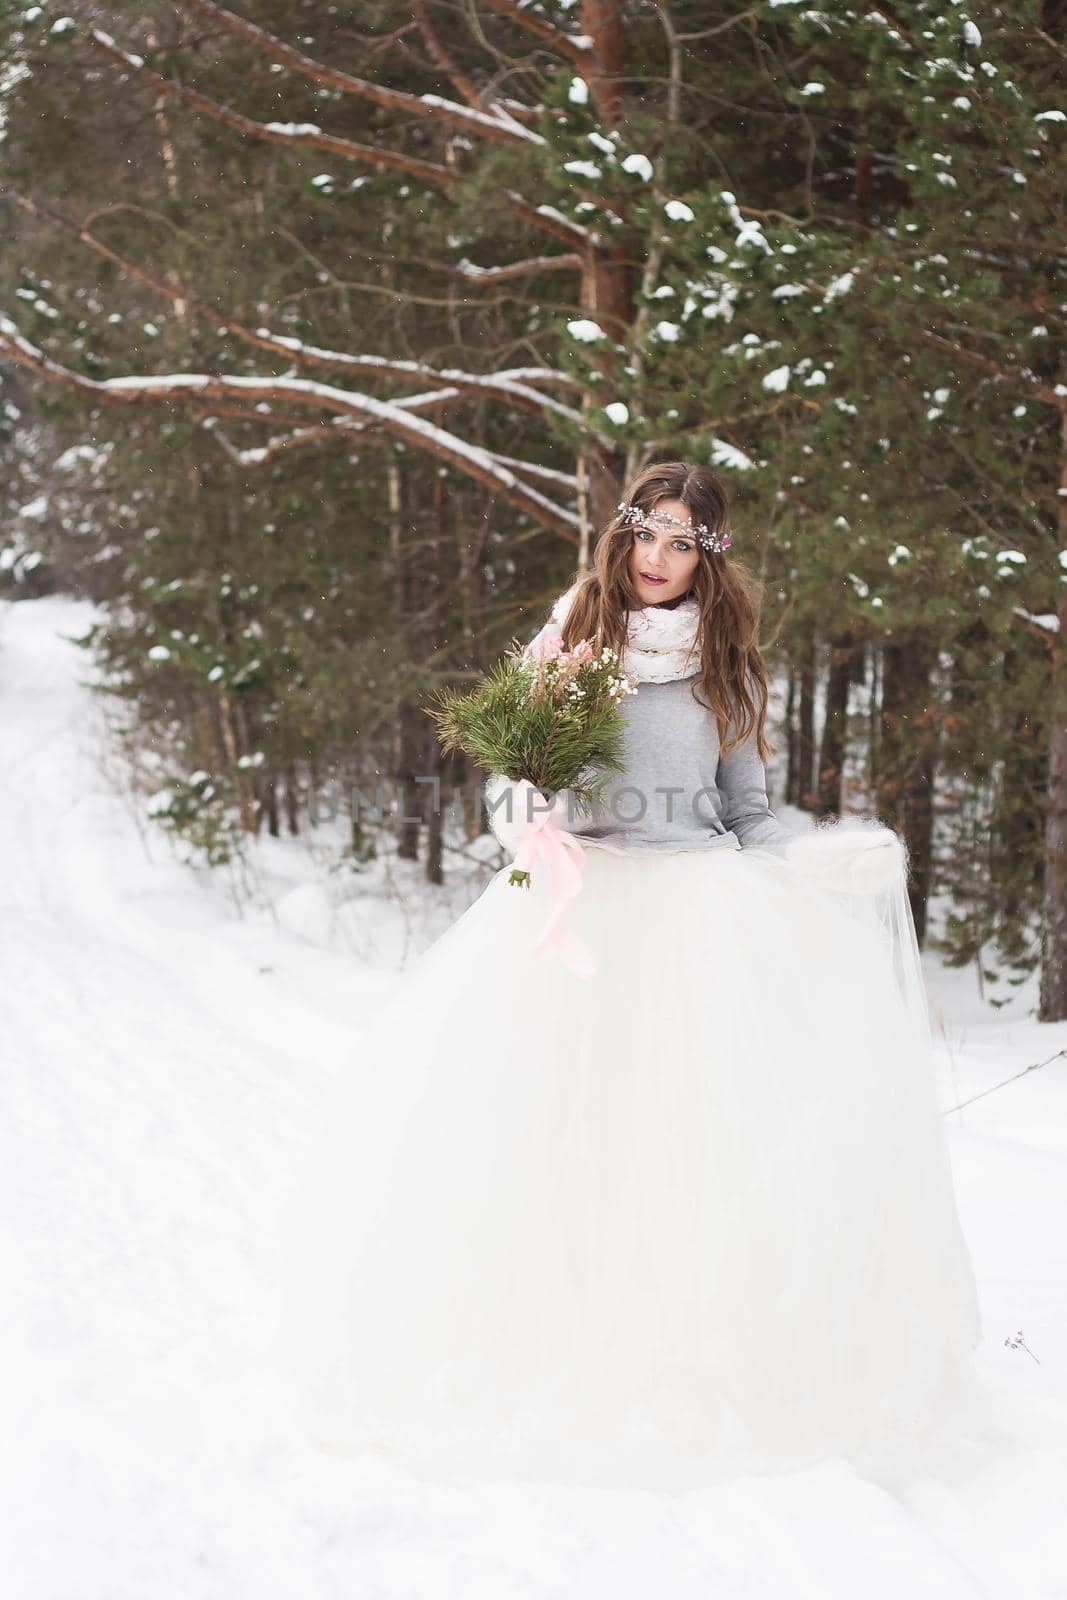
[509, 780, 595, 978]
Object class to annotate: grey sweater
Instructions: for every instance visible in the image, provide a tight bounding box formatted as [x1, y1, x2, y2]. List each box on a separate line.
[539, 671, 795, 857]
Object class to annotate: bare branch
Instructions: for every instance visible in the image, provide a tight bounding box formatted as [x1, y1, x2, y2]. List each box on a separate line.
[480, 0, 593, 68]
[671, 8, 756, 42]
[202, 384, 484, 464]
[503, 191, 600, 251]
[489, 453, 578, 489]
[917, 325, 1067, 411]
[411, 0, 486, 112]
[204, 418, 582, 492]
[89, 30, 456, 187]
[202, 414, 366, 466]
[179, 0, 543, 147]
[191, 400, 337, 429]
[90, 28, 606, 255]
[454, 252, 584, 283]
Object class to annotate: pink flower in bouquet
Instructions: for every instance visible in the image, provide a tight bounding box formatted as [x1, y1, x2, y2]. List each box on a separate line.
[569, 638, 595, 663]
[531, 629, 564, 662]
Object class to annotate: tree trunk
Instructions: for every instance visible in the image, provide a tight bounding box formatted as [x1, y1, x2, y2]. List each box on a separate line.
[284, 762, 300, 837]
[387, 456, 420, 861]
[396, 702, 424, 862]
[423, 474, 450, 884]
[1041, 703, 1067, 1020]
[797, 639, 816, 809]
[900, 651, 939, 945]
[262, 772, 279, 838]
[816, 630, 854, 817]
[784, 667, 798, 805]
[215, 687, 257, 834]
[457, 492, 494, 841]
[866, 642, 881, 795]
[878, 637, 939, 942]
[578, 0, 628, 528]
[1039, 409, 1067, 1019]
[425, 729, 445, 887]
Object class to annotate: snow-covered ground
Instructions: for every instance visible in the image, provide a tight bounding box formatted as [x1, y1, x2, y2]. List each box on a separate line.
[2, 594, 1066, 1599]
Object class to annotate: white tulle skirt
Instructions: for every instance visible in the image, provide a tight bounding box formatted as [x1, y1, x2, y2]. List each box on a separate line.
[275, 838, 984, 1491]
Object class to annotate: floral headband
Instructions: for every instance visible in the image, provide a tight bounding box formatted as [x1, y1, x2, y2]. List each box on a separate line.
[616, 500, 732, 554]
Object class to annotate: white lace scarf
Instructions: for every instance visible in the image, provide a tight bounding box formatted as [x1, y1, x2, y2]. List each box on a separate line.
[549, 582, 702, 684]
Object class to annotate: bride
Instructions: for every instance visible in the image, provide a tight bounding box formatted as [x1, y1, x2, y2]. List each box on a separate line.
[276, 460, 983, 1491]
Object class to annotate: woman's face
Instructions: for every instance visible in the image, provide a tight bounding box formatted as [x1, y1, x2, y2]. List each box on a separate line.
[626, 496, 702, 606]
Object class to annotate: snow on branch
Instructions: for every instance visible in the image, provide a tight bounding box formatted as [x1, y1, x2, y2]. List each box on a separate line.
[179, 0, 544, 148]
[480, 0, 593, 66]
[203, 384, 503, 466]
[504, 192, 600, 251]
[1012, 605, 1061, 642]
[487, 366, 581, 392]
[488, 454, 578, 489]
[454, 253, 583, 283]
[2, 190, 593, 436]
[411, 0, 490, 118]
[202, 414, 369, 468]
[202, 414, 583, 497]
[409, 0, 537, 134]
[0, 313, 580, 543]
[89, 31, 456, 189]
[253, 338, 593, 432]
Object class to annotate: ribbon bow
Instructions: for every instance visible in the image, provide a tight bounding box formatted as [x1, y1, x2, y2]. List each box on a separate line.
[508, 779, 595, 978]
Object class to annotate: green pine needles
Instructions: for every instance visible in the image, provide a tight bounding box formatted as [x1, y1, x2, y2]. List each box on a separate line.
[426, 635, 636, 812]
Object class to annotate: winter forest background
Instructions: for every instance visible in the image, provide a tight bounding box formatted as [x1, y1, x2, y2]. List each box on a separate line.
[1, 0, 1064, 1018]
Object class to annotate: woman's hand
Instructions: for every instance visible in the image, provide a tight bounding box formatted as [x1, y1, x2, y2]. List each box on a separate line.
[784, 819, 905, 895]
[483, 773, 574, 853]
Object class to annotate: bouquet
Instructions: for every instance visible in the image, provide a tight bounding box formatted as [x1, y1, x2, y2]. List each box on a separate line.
[428, 626, 634, 973]
[427, 627, 637, 892]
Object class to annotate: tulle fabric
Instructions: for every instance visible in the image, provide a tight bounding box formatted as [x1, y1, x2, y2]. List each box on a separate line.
[274, 841, 983, 1491]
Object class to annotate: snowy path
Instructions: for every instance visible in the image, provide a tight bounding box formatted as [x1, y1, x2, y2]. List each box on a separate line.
[2, 595, 1066, 1599]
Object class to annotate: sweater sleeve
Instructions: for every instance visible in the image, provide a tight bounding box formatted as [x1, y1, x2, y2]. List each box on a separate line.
[521, 620, 561, 662]
[715, 683, 794, 857]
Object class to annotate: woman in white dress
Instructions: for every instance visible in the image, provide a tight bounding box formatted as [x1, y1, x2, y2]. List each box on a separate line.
[277, 461, 983, 1491]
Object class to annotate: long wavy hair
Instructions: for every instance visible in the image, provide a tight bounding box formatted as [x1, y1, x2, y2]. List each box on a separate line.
[549, 460, 774, 762]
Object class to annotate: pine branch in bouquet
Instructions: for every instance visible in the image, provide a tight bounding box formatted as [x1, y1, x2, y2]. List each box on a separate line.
[425, 636, 635, 810]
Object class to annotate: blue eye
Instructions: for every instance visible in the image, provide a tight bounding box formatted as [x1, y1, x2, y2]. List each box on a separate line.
[634, 528, 693, 553]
